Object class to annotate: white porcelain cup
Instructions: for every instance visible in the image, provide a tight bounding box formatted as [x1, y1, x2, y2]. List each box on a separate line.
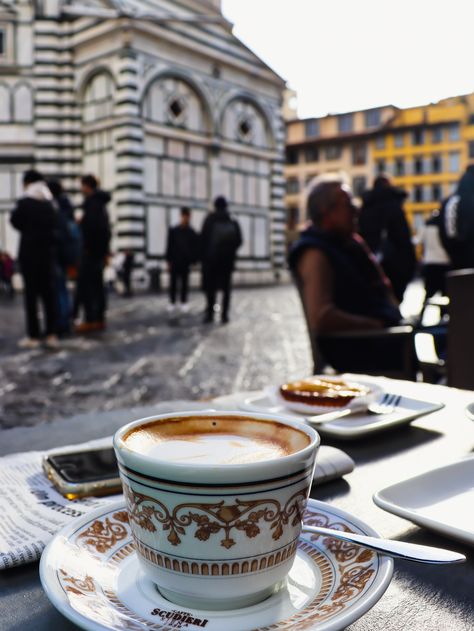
[113, 411, 319, 611]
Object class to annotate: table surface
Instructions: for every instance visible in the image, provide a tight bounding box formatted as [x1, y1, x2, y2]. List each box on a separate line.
[1, 377, 474, 631]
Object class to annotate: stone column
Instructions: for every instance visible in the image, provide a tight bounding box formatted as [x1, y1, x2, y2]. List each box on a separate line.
[269, 107, 287, 275]
[33, 16, 81, 193]
[113, 46, 146, 275]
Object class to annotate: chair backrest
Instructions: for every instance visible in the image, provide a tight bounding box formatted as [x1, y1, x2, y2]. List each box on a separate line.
[447, 269, 474, 389]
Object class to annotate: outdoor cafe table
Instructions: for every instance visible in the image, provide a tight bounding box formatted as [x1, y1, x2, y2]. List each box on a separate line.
[1, 376, 474, 630]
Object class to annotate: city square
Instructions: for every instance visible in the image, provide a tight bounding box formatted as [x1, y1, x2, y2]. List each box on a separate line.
[1, 1, 474, 630]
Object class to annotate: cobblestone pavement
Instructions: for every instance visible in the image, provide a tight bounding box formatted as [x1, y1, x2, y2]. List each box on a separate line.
[0, 284, 313, 429]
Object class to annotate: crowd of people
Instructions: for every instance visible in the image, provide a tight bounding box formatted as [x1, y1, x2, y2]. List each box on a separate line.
[6, 161, 473, 367]
[7, 169, 243, 349]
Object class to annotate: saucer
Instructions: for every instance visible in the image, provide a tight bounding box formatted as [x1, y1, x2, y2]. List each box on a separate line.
[40, 499, 393, 631]
[236, 390, 444, 440]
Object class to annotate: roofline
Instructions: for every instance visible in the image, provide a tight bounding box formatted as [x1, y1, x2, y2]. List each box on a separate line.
[286, 104, 398, 125]
[287, 90, 474, 126]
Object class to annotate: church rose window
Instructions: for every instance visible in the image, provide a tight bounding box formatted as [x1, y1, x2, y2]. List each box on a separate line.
[238, 116, 253, 142]
[168, 96, 186, 125]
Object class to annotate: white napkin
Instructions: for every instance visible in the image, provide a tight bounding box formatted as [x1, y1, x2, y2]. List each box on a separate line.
[314, 445, 354, 484]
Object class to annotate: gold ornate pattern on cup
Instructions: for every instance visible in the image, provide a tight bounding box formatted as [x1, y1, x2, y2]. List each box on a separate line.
[57, 506, 380, 631]
[123, 483, 309, 549]
[76, 511, 129, 553]
[134, 537, 298, 577]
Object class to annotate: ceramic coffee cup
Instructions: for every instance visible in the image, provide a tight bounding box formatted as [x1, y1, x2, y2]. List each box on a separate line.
[113, 411, 319, 611]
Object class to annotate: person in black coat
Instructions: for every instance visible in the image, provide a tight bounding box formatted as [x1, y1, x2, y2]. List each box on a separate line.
[10, 169, 59, 348]
[75, 174, 111, 332]
[439, 164, 474, 270]
[48, 179, 79, 335]
[165, 207, 198, 313]
[359, 175, 416, 303]
[200, 196, 242, 324]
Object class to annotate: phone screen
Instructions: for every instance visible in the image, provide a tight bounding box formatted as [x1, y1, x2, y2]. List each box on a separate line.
[46, 447, 119, 483]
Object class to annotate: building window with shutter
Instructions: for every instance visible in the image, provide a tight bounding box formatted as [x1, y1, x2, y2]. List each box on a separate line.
[325, 145, 342, 160]
[414, 185, 423, 202]
[338, 113, 353, 133]
[448, 123, 460, 141]
[448, 152, 460, 173]
[395, 159, 405, 176]
[352, 143, 367, 165]
[305, 119, 319, 137]
[414, 157, 424, 175]
[365, 109, 381, 128]
[304, 146, 319, 163]
[286, 178, 300, 194]
[432, 184, 442, 201]
[394, 132, 404, 147]
[432, 127, 443, 143]
[286, 148, 299, 165]
[412, 129, 424, 145]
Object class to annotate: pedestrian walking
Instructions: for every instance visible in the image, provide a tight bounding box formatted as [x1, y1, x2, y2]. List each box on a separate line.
[201, 196, 242, 324]
[120, 250, 135, 297]
[48, 179, 80, 335]
[10, 169, 59, 349]
[75, 175, 111, 333]
[165, 207, 198, 313]
[359, 175, 416, 303]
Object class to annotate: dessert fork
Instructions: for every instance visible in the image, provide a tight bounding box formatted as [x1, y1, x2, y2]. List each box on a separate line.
[306, 393, 401, 425]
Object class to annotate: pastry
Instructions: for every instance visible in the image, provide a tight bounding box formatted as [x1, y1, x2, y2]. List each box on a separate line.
[279, 377, 370, 408]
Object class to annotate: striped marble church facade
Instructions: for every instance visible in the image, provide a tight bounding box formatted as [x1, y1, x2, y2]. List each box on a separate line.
[0, 0, 286, 284]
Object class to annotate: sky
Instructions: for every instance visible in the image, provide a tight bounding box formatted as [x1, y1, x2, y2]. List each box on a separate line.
[221, 0, 474, 119]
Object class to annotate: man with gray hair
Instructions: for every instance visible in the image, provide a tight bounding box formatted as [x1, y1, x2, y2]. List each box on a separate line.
[288, 175, 401, 372]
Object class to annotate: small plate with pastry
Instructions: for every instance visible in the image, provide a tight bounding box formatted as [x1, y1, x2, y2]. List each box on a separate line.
[271, 375, 383, 415]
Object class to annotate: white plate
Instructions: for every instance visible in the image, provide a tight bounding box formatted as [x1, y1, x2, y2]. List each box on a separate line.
[465, 402, 474, 421]
[40, 499, 393, 631]
[235, 390, 444, 440]
[373, 456, 474, 546]
[270, 379, 383, 415]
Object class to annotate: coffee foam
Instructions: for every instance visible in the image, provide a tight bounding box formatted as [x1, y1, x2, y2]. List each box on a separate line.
[123, 415, 310, 465]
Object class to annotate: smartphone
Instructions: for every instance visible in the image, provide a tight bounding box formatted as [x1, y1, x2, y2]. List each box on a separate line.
[42, 447, 122, 500]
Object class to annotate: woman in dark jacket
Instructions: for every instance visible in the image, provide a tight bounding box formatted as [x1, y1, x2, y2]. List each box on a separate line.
[75, 174, 111, 332]
[10, 170, 59, 348]
[359, 176, 416, 302]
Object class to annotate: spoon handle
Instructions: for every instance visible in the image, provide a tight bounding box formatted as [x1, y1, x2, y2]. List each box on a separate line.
[302, 524, 466, 564]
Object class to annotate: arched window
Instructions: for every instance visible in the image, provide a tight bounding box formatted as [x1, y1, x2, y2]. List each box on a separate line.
[13, 84, 33, 122]
[83, 72, 114, 123]
[142, 77, 209, 134]
[222, 99, 271, 148]
[0, 84, 10, 122]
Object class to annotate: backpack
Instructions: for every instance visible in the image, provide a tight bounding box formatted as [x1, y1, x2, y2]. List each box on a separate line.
[57, 213, 81, 267]
[208, 220, 239, 261]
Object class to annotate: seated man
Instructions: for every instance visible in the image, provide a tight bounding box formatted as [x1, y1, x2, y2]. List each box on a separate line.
[288, 175, 404, 374]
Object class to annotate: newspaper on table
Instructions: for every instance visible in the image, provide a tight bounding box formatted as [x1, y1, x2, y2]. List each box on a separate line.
[0, 437, 119, 571]
[0, 437, 354, 571]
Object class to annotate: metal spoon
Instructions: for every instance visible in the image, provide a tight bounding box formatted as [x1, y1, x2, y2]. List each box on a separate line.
[302, 524, 466, 564]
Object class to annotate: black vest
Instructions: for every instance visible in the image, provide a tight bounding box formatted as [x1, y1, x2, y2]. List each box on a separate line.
[288, 227, 401, 326]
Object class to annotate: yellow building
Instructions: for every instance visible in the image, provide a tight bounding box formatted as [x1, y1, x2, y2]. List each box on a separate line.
[285, 93, 474, 236]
